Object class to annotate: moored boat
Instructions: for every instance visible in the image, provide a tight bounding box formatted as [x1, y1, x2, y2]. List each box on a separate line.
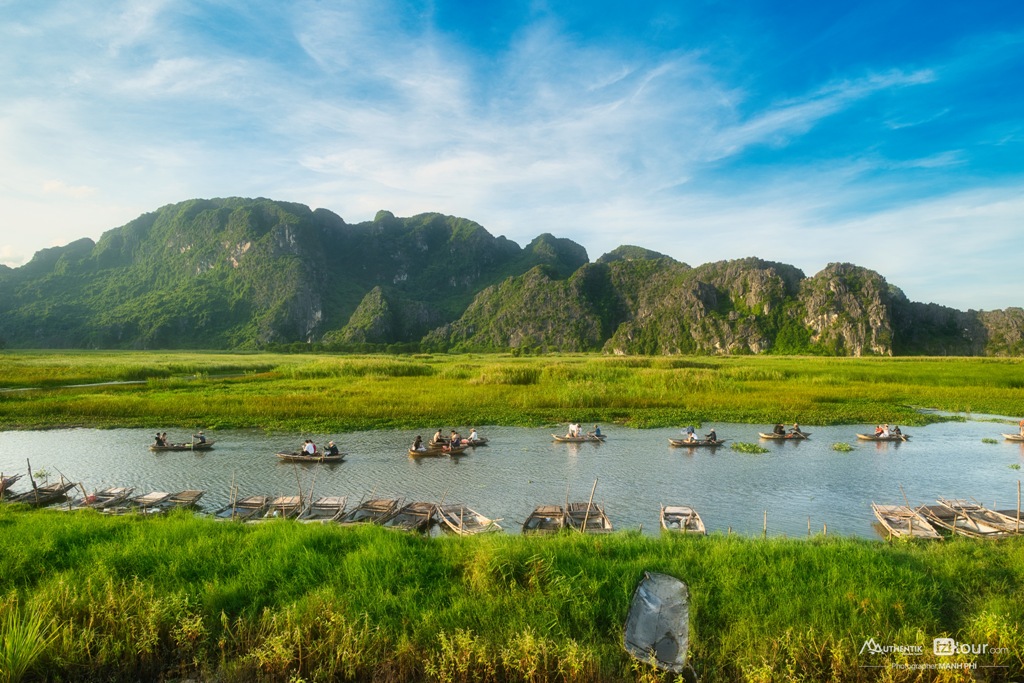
[164, 490, 205, 510]
[937, 499, 1021, 536]
[1002, 433, 1024, 442]
[871, 503, 941, 540]
[565, 502, 613, 533]
[436, 504, 502, 535]
[73, 486, 134, 510]
[668, 438, 726, 447]
[522, 505, 565, 534]
[0, 474, 23, 497]
[7, 481, 79, 507]
[660, 505, 706, 535]
[918, 503, 1012, 538]
[214, 495, 270, 521]
[380, 501, 436, 533]
[336, 498, 401, 525]
[298, 496, 347, 522]
[275, 451, 347, 464]
[258, 495, 303, 520]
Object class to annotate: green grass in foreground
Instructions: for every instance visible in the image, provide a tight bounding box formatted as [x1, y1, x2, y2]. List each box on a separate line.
[2, 352, 1024, 431]
[1, 507, 1023, 682]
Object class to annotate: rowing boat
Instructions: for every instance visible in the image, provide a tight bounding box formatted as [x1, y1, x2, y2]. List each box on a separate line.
[1002, 433, 1024, 442]
[758, 431, 811, 440]
[381, 501, 436, 532]
[552, 434, 606, 443]
[660, 505, 706, 535]
[149, 441, 215, 452]
[408, 445, 467, 457]
[436, 504, 502, 535]
[0, 474, 22, 497]
[298, 496, 347, 522]
[337, 498, 401, 525]
[917, 504, 1011, 538]
[937, 499, 1021, 536]
[258, 495, 303, 520]
[73, 486, 134, 510]
[565, 502, 613, 533]
[275, 451, 347, 463]
[214, 495, 270, 521]
[7, 481, 78, 507]
[871, 503, 941, 539]
[523, 505, 565, 534]
[857, 433, 909, 441]
[668, 438, 726, 447]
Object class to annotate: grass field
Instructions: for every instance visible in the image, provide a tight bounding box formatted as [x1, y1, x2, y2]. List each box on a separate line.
[0, 506, 1022, 682]
[1, 351, 1023, 431]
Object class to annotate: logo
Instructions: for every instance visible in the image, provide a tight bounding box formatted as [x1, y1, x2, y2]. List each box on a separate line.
[933, 638, 956, 656]
[860, 638, 923, 656]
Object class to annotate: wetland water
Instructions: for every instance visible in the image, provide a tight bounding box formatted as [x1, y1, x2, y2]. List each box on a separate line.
[2, 420, 1022, 538]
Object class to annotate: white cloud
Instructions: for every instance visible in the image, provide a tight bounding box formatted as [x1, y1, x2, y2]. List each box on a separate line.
[42, 180, 97, 199]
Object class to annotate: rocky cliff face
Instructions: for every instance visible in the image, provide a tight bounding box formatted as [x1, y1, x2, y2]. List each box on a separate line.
[797, 263, 896, 356]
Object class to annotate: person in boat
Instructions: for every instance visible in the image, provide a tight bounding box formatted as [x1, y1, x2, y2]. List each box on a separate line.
[705, 427, 717, 442]
[193, 431, 206, 444]
[433, 429, 445, 445]
[325, 441, 340, 456]
[468, 428, 479, 442]
[1019, 419, 1024, 436]
[590, 424, 602, 438]
[773, 423, 786, 435]
[154, 433, 164, 447]
[879, 424, 890, 438]
[303, 439, 317, 455]
[412, 435, 426, 451]
[874, 424, 884, 436]
[893, 425, 903, 437]
[450, 431, 463, 448]
[788, 423, 801, 437]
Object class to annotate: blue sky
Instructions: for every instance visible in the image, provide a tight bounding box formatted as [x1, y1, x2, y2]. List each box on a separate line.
[1, 1, 1022, 310]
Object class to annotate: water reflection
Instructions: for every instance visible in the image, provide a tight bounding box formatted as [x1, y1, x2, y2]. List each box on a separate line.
[2, 420, 1023, 539]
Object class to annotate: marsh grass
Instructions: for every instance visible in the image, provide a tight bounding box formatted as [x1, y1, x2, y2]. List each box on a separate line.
[2, 352, 1024, 431]
[831, 442, 855, 452]
[1, 508, 1023, 681]
[0, 599, 57, 683]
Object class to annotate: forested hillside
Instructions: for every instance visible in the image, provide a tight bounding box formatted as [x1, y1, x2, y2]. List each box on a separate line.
[2, 196, 1022, 356]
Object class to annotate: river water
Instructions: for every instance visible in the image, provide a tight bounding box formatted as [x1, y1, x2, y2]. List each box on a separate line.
[2, 420, 1022, 538]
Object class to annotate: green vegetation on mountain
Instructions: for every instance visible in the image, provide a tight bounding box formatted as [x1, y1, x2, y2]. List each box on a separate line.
[2, 196, 1023, 356]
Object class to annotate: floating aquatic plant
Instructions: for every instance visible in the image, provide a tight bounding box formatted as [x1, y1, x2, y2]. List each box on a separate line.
[831, 442, 854, 452]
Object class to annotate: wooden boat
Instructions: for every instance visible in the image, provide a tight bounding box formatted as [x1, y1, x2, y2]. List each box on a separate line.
[1002, 433, 1024, 442]
[381, 501, 436, 532]
[149, 440, 215, 452]
[871, 503, 941, 540]
[660, 505, 706, 535]
[918, 504, 1012, 538]
[552, 434, 606, 443]
[857, 433, 909, 441]
[73, 486, 135, 510]
[0, 474, 23, 497]
[624, 571, 690, 673]
[258, 495, 303, 520]
[7, 481, 78, 507]
[565, 502, 613, 533]
[465, 437, 488, 447]
[276, 451, 346, 464]
[668, 438, 725, 447]
[298, 496, 347, 522]
[112, 490, 173, 514]
[164, 490, 205, 509]
[408, 445, 468, 457]
[214, 495, 270, 521]
[522, 505, 565, 534]
[937, 499, 1021, 536]
[758, 431, 811, 440]
[436, 504, 502, 535]
[337, 498, 401, 525]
